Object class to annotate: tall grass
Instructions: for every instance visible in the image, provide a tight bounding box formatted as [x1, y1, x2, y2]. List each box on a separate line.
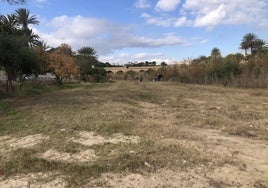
[111, 56, 268, 88]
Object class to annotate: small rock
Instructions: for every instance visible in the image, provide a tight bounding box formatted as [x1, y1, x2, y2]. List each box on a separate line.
[145, 161, 152, 168]
[208, 106, 220, 111]
[181, 159, 187, 165]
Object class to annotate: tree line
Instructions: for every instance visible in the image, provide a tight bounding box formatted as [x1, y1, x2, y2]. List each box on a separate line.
[153, 34, 268, 87]
[1, 5, 268, 95]
[0, 9, 110, 93]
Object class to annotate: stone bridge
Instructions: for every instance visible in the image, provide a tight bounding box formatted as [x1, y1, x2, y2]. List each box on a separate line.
[104, 66, 161, 74]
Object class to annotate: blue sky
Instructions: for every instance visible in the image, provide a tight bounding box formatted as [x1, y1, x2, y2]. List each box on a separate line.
[1, 0, 268, 64]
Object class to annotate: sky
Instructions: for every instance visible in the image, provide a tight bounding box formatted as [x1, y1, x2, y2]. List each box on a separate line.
[1, 0, 268, 65]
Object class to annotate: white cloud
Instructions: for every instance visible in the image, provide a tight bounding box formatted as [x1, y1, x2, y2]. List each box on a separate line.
[134, 0, 151, 9]
[141, 13, 191, 28]
[193, 4, 226, 28]
[33, 0, 48, 8]
[141, 13, 174, 27]
[36, 15, 188, 55]
[141, 0, 267, 30]
[100, 52, 173, 65]
[183, 0, 267, 28]
[155, 0, 181, 11]
[200, 39, 208, 44]
[174, 16, 187, 27]
[132, 33, 188, 47]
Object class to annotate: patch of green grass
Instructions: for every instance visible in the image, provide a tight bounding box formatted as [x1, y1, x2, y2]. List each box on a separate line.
[137, 93, 153, 101]
[60, 82, 81, 89]
[0, 90, 8, 99]
[0, 101, 19, 116]
[38, 139, 88, 154]
[0, 112, 44, 136]
[1, 149, 58, 176]
[18, 80, 55, 96]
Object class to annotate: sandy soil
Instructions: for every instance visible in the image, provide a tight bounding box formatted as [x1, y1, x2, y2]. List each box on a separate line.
[0, 134, 49, 155]
[0, 173, 66, 188]
[88, 128, 268, 188]
[71, 131, 140, 147]
[2, 120, 266, 187]
[0, 132, 142, 188]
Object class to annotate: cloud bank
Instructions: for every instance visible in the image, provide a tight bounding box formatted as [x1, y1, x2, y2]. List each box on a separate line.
[36, 15, 189, 54]
[155, 0, 181, 11]
[141, 0, 267, 29]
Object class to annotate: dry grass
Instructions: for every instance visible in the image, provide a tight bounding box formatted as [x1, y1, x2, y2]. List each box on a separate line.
[0, 80, 267, 187]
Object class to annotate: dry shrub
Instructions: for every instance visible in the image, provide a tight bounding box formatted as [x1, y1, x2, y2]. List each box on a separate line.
[161, 56, 268, 88]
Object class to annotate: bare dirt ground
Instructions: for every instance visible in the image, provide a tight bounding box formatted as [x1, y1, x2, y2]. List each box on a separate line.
[0, 81, 267, 187]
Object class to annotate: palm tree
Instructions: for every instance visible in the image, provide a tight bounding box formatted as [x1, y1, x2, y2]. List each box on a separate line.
[0, 14, 18, 32]
[14, 9, 40, 47]
[27, 30, 40, 47]
[77, 46, 98, 65]
[78, 46, 97, 58]
[240, 33, 257, 55]
[252, 39, 267, 56]
[15, 8, 39, 31]
[36, 40, 51, 51]
[210, 47, 222, 63]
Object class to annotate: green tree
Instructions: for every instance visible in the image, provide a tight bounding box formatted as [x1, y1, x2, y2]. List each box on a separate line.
[14, 8, 40, 47]
[15, 8, 39, 30]
[0, 9, 40, 92]
[78, 46, 97, 58]
[0, 10, 40, 47]
[161, 62, 167, 66]
[223, 53, 244, 64]
[192, 56, 209, 64]
[252, 39, 267, 56]
[210, 47, 222, 63]
[240, 33, 268, 58]
[0, 33, 39, 92]
[76, 46, 107, 82]
[240, 33, 257, 55]
[0, 14, 17, 32]
[77, 46, 98, 64]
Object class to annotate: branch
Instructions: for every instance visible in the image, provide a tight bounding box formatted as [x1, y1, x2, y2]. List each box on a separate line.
[3, 0, 25, 4]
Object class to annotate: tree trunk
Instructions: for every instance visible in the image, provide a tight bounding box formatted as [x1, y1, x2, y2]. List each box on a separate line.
[55, 75, 62, 85]
[6, 75, 13, 94]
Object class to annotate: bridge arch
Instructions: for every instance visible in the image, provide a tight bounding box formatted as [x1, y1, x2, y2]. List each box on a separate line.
[104, 66, 161, 74]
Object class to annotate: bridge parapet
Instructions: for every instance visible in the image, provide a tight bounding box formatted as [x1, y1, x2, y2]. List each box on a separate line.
[104, 66, 161, 74]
